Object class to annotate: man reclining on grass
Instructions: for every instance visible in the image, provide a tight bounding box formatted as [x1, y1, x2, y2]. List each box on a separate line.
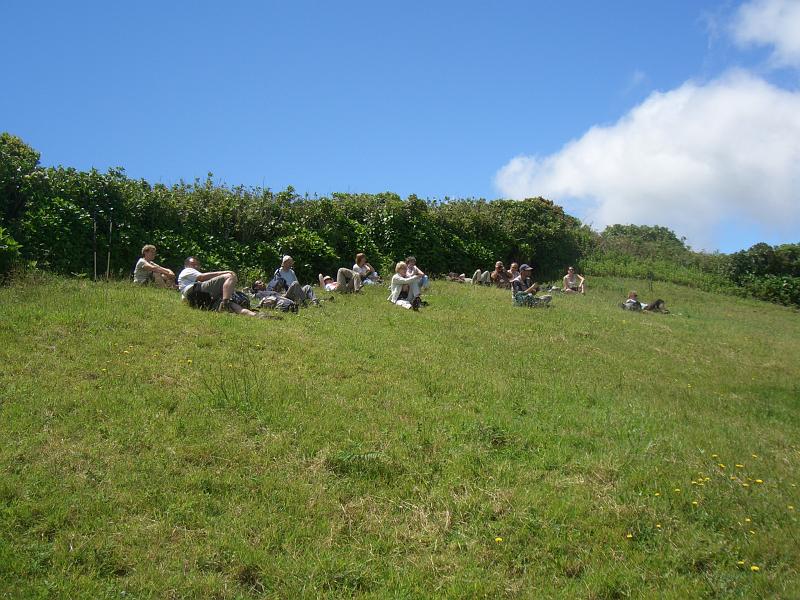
[133, 244, 175, 288]
[177, 257, 260, 317]
[473, 261, 513, 288]
[318, 268, 363, 293]
[511, 264, 552, 307]
[249, 280, 300, 313]
[622, 291, 668, 313]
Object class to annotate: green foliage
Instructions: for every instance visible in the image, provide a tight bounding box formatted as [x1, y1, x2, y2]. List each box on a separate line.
[1, 134, 588, 284]
[0, 226, 21, 279]
[0, 132, 40, 224]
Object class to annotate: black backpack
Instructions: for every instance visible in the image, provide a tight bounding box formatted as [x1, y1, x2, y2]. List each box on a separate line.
[185, 282, 214, 310]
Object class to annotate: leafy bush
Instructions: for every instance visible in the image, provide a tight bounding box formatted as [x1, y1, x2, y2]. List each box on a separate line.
[0, 226, 21, 279]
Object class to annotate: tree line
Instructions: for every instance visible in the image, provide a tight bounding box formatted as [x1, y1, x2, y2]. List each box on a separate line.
[1, 133, 798, 307]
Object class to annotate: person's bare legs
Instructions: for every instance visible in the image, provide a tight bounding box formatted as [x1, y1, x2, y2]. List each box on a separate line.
[228, 302, 258, 317]
[154, 273, 175, 288]
[221, 273, 236, 301]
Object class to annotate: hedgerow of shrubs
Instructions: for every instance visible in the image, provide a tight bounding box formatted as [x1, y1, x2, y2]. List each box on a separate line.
[2, 133, 797, 307]
[0, 134, 592, 285]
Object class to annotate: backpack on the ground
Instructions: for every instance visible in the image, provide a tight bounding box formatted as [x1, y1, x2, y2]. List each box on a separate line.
[185, 282, 214, 310]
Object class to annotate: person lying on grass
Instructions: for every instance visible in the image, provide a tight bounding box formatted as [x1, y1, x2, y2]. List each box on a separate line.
[267, 255, 317, 305]
[133, 244, 175, 288]
[353, 253, 380, 285]
[177, 257, 258, 316]
[622, 291, 668, 313]
[563, 266, 586, 294]
[318, 268, 363, 293]
[249, 280, 302, 311]
[388, 261, 423, 310]
[511, 264, 552, 307]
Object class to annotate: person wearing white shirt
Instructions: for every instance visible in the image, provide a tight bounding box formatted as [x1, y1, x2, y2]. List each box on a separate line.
[177, 257, 242, 313]
[352, 253, 378, 285]
[404, 256, 429, 290]
[388, 261, 423, 310]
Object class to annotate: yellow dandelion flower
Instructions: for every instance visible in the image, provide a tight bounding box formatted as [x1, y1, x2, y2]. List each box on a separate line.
[691, 480, 698, 485]
[123, 350, 130, 354]
[187, 359, 193, 364]
[730, 476, 736, 480]
[755, 479, 763, 484]
[735, 464, 744, 468]
[718, 463, 726, 469]
[737, 560, 745, 566]
[626, 533, 633, 539]
[674, 488, 681, 493]
[692, 501, 698, 506]
[711, 454, 719, 459]
[749, 530, 756, 534]
[742, 483, 750, 487]
[751, 454, 758, 458]
[788, 505, 795, 511]
[101, 368, 107, 372]
[656, 524, 662, 528]
[654, 492, 661, 496]
[745, 518, 751, 522]
[751, 565, 760, 572]
[704, 477, 710, 481]
[494, 536, 503, 543]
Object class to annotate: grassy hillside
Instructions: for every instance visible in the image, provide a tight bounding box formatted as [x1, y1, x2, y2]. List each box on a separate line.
[1, 275, 798, 598]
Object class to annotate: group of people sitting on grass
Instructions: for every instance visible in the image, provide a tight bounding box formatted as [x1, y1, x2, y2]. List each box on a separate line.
[133, 244, 666, 316]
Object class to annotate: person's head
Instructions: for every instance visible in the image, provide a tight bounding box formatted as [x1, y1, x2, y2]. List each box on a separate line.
[520, 264, 533, 277]
[281, 255, 294, 268]
[510, 262, 519, 272]
[355, 253, 366, 266]
[185, 256, 200, 269]
[395, 261, 407, 274]
[628, 290, 638, 300]
[142, 244, 157, 260]
[252, 279, 266, 292]
[323, 275, 333, 285]
[495, 261, 505, 271]
[406, 256, 416, 266]
[567, 266, 575, 275]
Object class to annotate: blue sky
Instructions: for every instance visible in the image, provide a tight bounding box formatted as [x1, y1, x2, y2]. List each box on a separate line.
[2, 1, 798, 252]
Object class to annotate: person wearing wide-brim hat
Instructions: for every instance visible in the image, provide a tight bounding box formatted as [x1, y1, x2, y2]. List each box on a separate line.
[511, 264, 552, 307]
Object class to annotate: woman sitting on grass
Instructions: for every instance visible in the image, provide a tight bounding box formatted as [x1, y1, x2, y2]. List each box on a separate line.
[562, 266, 586, 294]
[511, 264, 552, 307]
[388, 261, 423, 310]
[622, 291, 668, 313]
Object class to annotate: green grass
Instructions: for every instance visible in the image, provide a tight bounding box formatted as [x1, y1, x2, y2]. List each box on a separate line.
[1, 274, 798, 598]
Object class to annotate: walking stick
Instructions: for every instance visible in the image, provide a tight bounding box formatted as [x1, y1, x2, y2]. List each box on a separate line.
[106, 208, 113, 281]
[92, 210, 98, 281]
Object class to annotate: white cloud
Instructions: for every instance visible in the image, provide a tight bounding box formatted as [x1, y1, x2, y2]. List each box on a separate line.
[494, 71, 800, 249]
[732, 0, 800, 68]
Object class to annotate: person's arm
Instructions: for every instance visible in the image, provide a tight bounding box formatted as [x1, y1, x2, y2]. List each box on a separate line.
[562, 274, 569, 290]
[524, 282, 540, 294]
[577, 274, 585, 284]
[141, 260, 174, 277]
[392, 274, 421, 285]
[197, 270, 233, 281]
[319, 274, 325, 287]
